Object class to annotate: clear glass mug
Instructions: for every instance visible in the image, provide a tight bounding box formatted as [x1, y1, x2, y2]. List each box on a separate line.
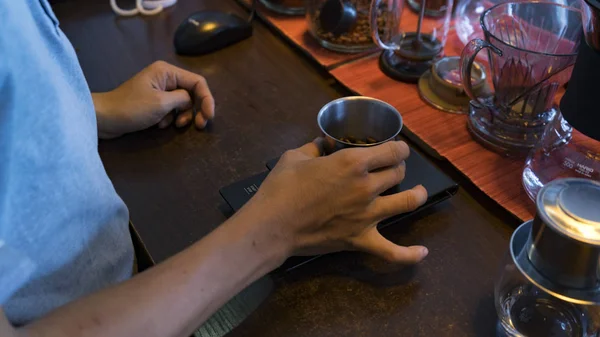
[306, 0, 397, 53]
[459, 1, 582, 156]
[371, 0, 454, 82]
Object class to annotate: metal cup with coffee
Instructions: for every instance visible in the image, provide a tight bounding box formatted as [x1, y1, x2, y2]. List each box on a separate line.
[317, 96, 403, 154]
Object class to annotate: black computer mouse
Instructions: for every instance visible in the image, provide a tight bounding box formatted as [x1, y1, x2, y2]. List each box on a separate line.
[174, 11, 253, 56]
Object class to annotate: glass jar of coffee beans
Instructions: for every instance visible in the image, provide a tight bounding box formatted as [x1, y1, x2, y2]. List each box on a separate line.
[306, 0, 396, 53]
[259, 0, 305, 15]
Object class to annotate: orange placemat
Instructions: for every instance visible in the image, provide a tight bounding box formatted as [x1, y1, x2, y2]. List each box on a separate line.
[329, 36, 536, 221]
[236, 0, 378, 69]
[237, 0, 537, 221]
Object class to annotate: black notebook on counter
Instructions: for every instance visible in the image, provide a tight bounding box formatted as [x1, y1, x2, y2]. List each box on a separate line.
[219, 148, 458, 274]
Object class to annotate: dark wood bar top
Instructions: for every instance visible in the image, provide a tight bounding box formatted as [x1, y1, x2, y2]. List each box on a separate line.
[51, 0, 522, 335]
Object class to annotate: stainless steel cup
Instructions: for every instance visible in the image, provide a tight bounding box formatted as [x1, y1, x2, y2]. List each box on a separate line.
[513, 178, 600, 304]
[317, 96, 403, 154]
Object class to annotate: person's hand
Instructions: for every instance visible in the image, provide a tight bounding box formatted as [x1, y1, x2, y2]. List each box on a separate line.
[92, 61, 215, 139]
[241, 139, 429, 264]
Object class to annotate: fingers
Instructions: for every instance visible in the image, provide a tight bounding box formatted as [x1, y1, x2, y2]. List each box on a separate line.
[175, 109, 193, 128]
[359, 141, 410, 172]
[369, 185, 428, 220]
[153, 62, 215, 123]
[195, 111, 208, 129]
[158, 112, 174, 129]
[352, 228, 428, 264]
[295, 138, 325, 158]
[171, 108, 207, 129]
[368, 161, 406, 195]
[158, 89, 192, 113]
[194, 83, 215, 122]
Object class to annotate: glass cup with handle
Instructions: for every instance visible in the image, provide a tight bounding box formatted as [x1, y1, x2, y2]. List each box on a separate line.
[370, 0, 454, 83]
[459, 1, 582, 156]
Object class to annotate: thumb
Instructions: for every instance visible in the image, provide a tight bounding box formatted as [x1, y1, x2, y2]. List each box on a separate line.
[351, 228, 428, 264]
[295, 137, 325, 158]
[157, 89, 193, 113]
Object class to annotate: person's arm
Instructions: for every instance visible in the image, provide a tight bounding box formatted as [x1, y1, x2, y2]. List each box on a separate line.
[17, 207, 286, 337]
[1, 140, 428, 337]
[92, 61, 215, 139]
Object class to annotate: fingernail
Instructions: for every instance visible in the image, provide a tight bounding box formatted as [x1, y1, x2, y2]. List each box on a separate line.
[177, 117, 190, 127]
[421, 247, 429, 258]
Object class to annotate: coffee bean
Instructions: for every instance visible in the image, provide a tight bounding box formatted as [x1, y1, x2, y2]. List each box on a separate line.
[312, 1, 391, 47]
[340, 135, 379, 145]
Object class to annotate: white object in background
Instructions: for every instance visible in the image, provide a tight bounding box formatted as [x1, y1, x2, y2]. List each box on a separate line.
[110, 0, 178, 16]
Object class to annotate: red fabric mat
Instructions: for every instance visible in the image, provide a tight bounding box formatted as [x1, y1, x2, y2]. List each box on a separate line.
[327, 25, 537, 221]
[236, 0, 378, 69]
[330, 58, 536, 221]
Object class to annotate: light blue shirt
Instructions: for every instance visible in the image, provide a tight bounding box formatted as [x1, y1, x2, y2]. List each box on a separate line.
[0, 0, 134, 325]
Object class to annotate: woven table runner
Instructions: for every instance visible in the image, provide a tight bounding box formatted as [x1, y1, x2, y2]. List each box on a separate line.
[236, 0, 537, 221]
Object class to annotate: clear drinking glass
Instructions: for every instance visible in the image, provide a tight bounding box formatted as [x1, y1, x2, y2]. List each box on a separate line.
[495, 221, 600, 337]
[460, 2, 582, 156]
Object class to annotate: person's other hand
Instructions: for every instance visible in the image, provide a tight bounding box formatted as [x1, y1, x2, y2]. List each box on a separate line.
[92, 61, 215, 139]
[241, 139, 429, 264]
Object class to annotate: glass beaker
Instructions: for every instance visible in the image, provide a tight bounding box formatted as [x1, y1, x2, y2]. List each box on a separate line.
[371, 0, 454, 83]
[460, 1, 582, 156]
[496, 220, 600, 337]
[306, 0, 397, 53]
[259, 0, 305, 15]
